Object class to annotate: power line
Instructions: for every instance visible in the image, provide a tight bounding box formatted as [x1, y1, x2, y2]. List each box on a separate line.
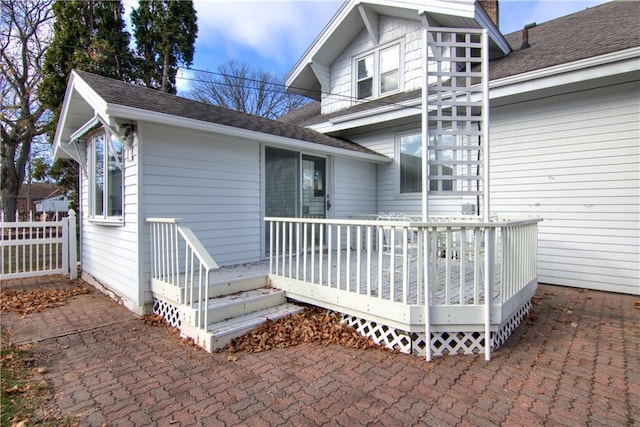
[2, 30, 421, 111]
[184, 66, 421, 111]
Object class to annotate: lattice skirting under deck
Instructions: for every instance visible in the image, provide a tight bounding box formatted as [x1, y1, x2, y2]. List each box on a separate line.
[341, 300, 532, 357]
[152, 298, 181, 328]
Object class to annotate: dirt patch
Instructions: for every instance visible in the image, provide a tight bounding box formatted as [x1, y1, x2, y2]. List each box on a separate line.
[0, 329, 74, 426]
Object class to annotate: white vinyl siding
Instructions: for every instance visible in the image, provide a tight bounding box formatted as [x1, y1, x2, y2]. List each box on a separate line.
[490, 81, 640, 295]
[324, 16, 422, 114]
[141, 123, 262, 268]
[332, 157, 377, 218]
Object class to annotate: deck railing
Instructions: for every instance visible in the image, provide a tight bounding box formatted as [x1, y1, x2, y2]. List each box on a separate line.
[265, 216, 540, 309]
[147, 218, 219, 329]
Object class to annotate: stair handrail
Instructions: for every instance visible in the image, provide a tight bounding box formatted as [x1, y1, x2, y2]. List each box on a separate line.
[147, 218, 219, 330]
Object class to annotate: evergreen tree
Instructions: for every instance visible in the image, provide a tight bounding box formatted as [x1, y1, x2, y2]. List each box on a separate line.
[131, 0, 197, 93]
[38, 0, 133, 211]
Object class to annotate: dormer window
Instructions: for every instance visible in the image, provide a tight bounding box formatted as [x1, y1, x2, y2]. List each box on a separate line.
[354, 41, 402, 100]
[356, 54, 374, 99]
[380, 45, 399, 94]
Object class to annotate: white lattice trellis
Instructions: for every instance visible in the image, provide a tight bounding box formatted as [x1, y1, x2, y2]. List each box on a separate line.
[492, 300, 532, 348]
[341, 299, 533, 358]
[341, 315, 413, 354]
[153, 298, 181, 328]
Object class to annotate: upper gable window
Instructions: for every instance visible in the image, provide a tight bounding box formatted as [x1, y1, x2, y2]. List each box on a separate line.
[354, 41, 402, 100]
[380, 45, 399, 94]
[356, 54, 374, 99]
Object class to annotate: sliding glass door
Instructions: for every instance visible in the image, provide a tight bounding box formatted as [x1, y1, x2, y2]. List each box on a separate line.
[265, 148, 328, 256]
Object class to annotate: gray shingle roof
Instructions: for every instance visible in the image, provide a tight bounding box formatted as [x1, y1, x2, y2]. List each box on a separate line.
[74, 70, 384, 157]
[280, 1, 639, 127]
[491, 1, 639, 80]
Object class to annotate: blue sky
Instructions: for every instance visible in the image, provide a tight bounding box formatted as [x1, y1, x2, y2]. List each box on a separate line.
[125, 0, 612, 94]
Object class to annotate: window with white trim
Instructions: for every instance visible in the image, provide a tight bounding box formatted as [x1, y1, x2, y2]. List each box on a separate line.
[354, 42, 401, 100]
[398, 131, 455, 194]
[89, 130, 124, 220]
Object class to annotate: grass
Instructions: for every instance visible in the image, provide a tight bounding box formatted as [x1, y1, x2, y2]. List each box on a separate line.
[0, 329, 75, 426]
[1, 244, 63, 276]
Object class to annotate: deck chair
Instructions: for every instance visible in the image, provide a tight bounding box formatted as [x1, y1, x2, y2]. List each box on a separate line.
[377, 212, 417, 279]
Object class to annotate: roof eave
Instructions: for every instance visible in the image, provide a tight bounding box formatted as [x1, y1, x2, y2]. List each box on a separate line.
[306, 47, 640, 132]
[106, 104, 391, 164]
[52, 70, 109, 162]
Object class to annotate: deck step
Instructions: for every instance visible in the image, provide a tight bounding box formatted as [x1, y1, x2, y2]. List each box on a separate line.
[207, 303, 304, 351]
[183, 288, 286, 324]
[153, 274, 270, 306]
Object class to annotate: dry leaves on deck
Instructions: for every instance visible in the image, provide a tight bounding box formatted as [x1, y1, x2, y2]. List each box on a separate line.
[0, 287, 93, 315]
[226, 306, 376, 353]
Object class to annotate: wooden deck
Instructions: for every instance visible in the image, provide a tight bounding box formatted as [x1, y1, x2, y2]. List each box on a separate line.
[148, 217, 539, 358]
[263, 249, 500, 306]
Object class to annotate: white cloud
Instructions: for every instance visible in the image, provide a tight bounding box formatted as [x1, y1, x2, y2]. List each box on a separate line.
[194, 0, 341, 69]
[175, 68, 194, 96]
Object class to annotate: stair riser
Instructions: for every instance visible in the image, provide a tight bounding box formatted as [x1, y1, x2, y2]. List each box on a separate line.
[207, 276, 269, 298]
[206, 292, 286, 324]
[180, 291, 286, 326]
[208, 307, 304, 351]
[179, 304, 304, 353]
[177, 276, 268, 306]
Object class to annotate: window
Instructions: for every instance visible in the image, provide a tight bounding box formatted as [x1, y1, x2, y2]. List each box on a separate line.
[354, 42, 401, 99]
[356, 54, 374, 99]
[399, 133, 422, 193]
[379, 45, 399, 94]
[398, 132, 454, 194]
[89, 131, 124, 220]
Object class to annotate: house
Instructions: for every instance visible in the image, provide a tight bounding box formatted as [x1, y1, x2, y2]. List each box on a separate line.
[35, 194, 70, 214]
[52, 0, 638, 359]
[282, 0, 639, 296]
[10, 183, 63, 217]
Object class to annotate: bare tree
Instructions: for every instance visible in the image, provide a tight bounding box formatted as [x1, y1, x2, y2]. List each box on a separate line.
[0, 0, 53, 220]
[188, 60, 309, 120]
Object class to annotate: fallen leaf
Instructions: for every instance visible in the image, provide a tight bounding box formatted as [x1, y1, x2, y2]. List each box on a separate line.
[1, 287, 92, 315]
[226, 306, 376, 353]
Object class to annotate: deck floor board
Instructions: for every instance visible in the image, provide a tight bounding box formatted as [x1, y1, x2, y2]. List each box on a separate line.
[213, 250, 502, 306]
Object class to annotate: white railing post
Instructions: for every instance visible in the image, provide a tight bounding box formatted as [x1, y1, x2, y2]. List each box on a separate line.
[423, 226, 432, 362]
[484, 226, 495, 362]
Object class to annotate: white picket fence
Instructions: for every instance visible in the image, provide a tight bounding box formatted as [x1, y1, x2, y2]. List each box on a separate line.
[1, 210, 78, 280]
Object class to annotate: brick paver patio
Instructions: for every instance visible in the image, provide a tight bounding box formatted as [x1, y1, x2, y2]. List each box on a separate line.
[1, 275, 638, 426]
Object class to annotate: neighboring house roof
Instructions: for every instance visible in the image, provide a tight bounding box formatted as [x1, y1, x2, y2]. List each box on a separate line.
[56, 70, 386, 161]
[17, 183, 62, 201]
[280, 0, 640, 127]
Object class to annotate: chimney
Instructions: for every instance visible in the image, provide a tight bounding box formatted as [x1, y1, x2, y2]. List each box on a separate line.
[521, 22, 537, 49]
[478, 0, 499, 27]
